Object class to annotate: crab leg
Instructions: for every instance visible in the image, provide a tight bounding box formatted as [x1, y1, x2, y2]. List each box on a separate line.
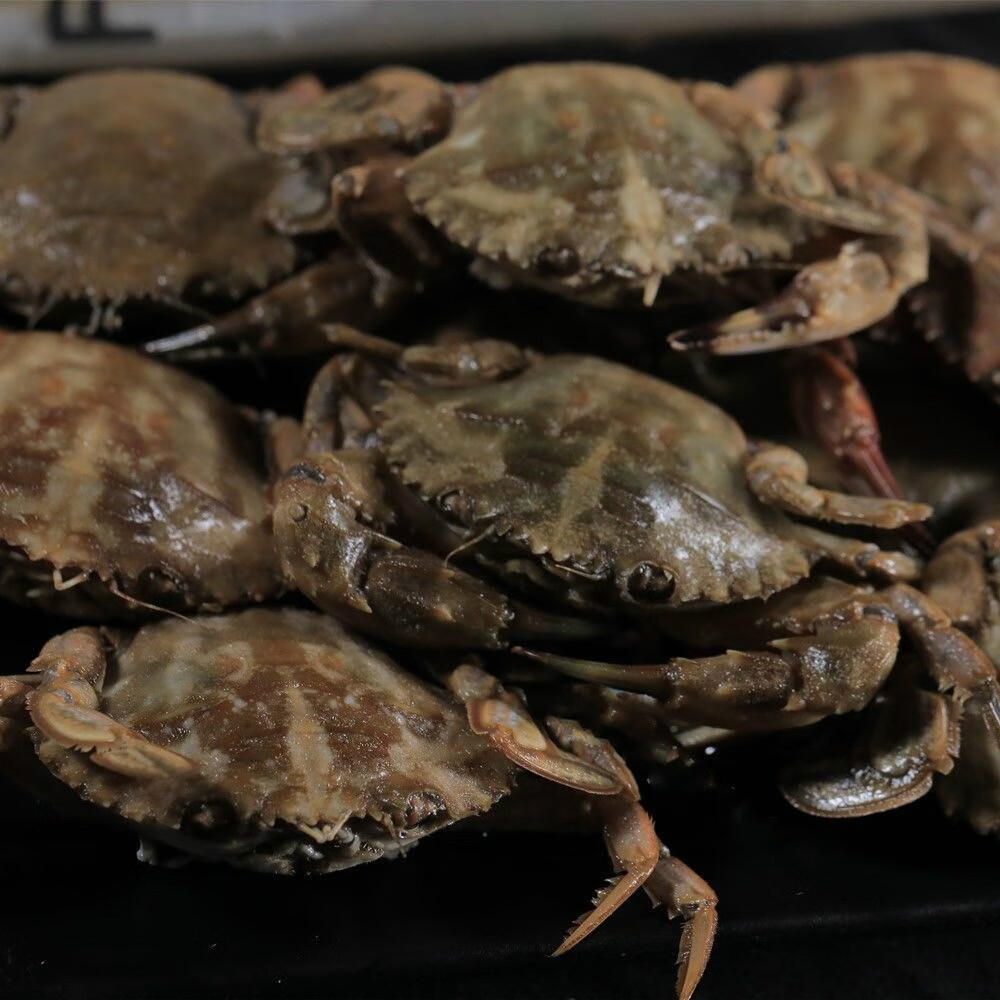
[858, 170, 1000, 398]
[545, 718, 716, 1000]
[745, 441, 930, 528]
[937, 687, 1000, 835]
[449, 669, 717, 1000]
[787, 343, 906, 497]
[788, 523, 921, 582]
[786, 344, 936, 553]
[880, 583, 1000, 737]
[517, 606, 900, 729]
[26, 628, 196, 779]
[331, 157, 448, 279]
[922, 520, 1000, 639]
[142, 253, 403, 361]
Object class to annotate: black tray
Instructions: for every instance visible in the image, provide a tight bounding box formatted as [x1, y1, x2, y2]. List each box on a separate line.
[3, 7, 1000, 999]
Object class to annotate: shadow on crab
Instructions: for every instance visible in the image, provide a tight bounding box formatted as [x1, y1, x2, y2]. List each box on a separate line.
[0, 608, 716, 1000]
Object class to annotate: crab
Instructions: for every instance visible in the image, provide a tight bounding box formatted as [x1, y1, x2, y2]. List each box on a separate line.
[736, 52, 1000, 401]
[0, 607, 717, 1000]
[253, 62, 930, 357]
[0, 69, 392, 354]
[0, 330, 281, 616]
[923, 520, 1000, 834]
[271, 330, 957, 729]
[735, 53, 1000, 241]
[770, 523, 1000, 830]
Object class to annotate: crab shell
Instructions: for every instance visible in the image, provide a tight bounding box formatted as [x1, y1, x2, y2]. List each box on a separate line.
[736, 52, 1000, 240]
[376, 352, 812, 608]
[402, 63, 833, 299]
[27, 608, 515, 872]
[0, 331, 280, 614]
[0, 70, 296, 312]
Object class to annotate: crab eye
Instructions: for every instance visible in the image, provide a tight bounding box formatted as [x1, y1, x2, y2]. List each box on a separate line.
[626, 562, 675, 603]
[438, 489, 473, 523]
[781, 156, 831, 200]
[285, 463, 326, 484]
[535, 245, 580, 276]
[181, 798, 240, 839]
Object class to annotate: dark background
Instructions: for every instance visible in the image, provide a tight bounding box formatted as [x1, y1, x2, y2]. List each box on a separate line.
[3, 6, 1000, 999]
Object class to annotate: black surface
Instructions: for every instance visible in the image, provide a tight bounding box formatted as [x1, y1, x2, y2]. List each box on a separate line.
[3, 7, 1000, 1000]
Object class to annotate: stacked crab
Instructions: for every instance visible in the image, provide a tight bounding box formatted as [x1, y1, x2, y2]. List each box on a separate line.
[0, 54, 997, 1000]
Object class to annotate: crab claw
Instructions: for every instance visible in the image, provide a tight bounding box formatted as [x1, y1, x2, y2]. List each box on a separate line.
[881, 583, 1000, 735]
[669, 241, 910, 354]
[27, 628, 197, 780]
[670, 162, 928, 355]
[782, 682, 960, 817]
[447, 665, 622, 795]
[517, 606, 900, 730]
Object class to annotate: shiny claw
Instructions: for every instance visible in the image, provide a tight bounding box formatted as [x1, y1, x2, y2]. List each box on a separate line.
[447, 666, 623, 795]
[26, 628, 197, 778]
[746, 442, 931, 528]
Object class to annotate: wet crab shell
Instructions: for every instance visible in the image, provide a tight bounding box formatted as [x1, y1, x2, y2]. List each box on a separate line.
[403, 62, 811, 297]
[29, 608, 515, 872]
[0, 70, 296, 313]
[736, 52, 1000, 240]
[376, 353, 811, 607]
[0, 331, 280, 614]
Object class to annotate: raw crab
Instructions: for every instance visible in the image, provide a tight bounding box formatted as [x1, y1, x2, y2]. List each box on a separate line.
[0, 331, 281, 616]
[0, 607, 717, 1000]
[0, 69, 390, 354]
[271, 330, 944, 729]
[772, 523, 1000, 830]
[736, 52, 1000, 399]
[258, 63, 929, 355]
[736, 53, 1000, 241]
[772, 409, 1000, 833]
[920, 520, 1000, 833]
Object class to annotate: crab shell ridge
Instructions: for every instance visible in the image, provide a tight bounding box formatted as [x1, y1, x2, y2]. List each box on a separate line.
[376, 353, 811, 607]
[31, 608, 515, 872]
[0, 331, 280, 613]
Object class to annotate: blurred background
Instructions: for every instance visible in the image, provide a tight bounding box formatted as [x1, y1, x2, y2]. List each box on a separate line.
[2, 0, 999, 76]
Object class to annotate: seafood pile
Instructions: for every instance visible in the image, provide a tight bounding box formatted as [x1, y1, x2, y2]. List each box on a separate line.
[1, 54, 998, 999]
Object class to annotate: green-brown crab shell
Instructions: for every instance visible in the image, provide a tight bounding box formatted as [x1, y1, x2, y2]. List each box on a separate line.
[376, 353, 811, 607]
[0, 70, 296, 308]
[0, 331, 280, 613]
[403, 62, 811, 295]
[737, 52, 1000, 241]
[32, 608, 515, 872]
